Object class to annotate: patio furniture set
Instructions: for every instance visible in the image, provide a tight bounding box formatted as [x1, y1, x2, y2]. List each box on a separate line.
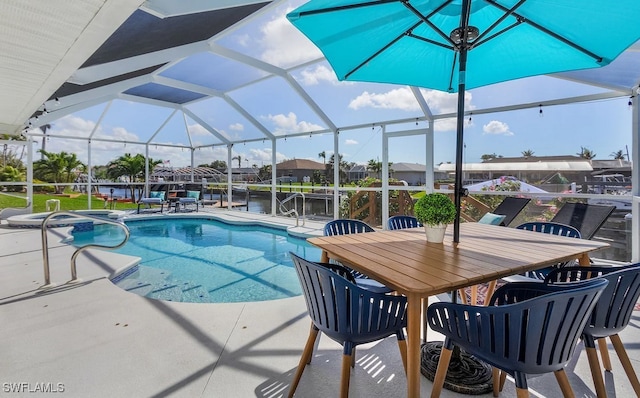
[288, 202, 639, 398]
[136, 190, 202, 214]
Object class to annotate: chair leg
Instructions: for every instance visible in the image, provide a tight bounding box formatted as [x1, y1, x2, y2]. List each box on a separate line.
[430, 345, 452, 398]
[515, 388, 530, 398]
[459, 288, 469, 305]
[585, 345, 607, 398]
[288, 324, 319, 398]
[598, 338, 612, 371]
[610, 334, 640, 396]
[499, 370, 507, 391]
[340, 353, 352, 398]
[422, 297, 428, 343]
[484, 280, 498, 306]
[397, 338, 407, 374]
[351, 347, 356, 368]
[553, 369, 575, 398]
[492, 368, 501, 397]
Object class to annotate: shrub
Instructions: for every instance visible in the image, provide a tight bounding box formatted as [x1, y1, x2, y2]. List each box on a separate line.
[414, 192, 456, 226]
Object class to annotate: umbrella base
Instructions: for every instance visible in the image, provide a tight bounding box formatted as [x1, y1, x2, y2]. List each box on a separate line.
[421, 341, 493, 395]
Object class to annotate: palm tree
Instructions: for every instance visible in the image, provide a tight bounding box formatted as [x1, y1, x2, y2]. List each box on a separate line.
[367, 159, 382, 178]
[34, 150, 86, 194]
[521, 149, 535, 157]
[318, 151, 326, 165]
[577, 147, 597, 160]
[610, 150, 625, 160]
[106, 153, 161, 201]
[39, 124, 51, 159]
[62, 152, 84, 185]
[480, 153, 501, 161]
[232, 155, 242, 168]
[327, 153, 349, 184]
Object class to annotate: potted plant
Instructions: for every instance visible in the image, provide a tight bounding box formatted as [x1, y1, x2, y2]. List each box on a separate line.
[413, 192, 457, 243]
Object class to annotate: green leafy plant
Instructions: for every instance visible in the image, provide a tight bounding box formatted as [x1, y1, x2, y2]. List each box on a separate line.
[414, 192, 456, 226]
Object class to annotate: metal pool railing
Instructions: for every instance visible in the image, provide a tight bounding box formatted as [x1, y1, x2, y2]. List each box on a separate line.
[40, 211, 130, 286]
[278, 192, 306, 226]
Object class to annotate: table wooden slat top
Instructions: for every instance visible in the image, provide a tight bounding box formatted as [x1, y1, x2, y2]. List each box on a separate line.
[307, 222, 608, 296]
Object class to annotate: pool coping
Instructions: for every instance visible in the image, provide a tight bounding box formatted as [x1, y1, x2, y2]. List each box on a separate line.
[6, 209, 127, 228]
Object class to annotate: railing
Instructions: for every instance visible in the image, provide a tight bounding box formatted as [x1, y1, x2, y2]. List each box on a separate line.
[41, 211, 130, 286]
[278, 192, 306, 226]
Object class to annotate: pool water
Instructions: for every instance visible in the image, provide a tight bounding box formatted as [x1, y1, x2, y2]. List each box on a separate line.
[71, 218, 321, 303]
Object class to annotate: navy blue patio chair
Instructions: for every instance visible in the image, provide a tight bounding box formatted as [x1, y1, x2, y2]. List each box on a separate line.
[288, 253, 408, 398]
[545, 264, 640, 398]
[515, 222, 581, 280]
[427, 278, 608, 397]
[323, 219, 392, 294]
[387, 215, 421, 230]
[324, 218, 375, 235]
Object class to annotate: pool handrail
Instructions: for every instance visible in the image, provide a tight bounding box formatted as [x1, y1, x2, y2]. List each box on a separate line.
[40, 211, 130, 286]
[278, 192, 306, 227]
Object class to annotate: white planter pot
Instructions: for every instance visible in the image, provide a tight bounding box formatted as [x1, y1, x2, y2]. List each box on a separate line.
[424, 224, 447, 243]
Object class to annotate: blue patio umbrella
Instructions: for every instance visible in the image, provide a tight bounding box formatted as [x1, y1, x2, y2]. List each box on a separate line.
[287, 0, 640, 242]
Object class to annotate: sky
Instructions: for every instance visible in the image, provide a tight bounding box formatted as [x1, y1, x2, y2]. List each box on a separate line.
[29, 0, 634, 170]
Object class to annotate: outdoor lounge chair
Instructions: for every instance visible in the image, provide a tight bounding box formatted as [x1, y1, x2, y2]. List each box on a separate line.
[288, 253, 408, 398]
[491, 197, 531, 226]
[177, 190, 201, 212]
[550, 202, 615, 240]
[137, 191, 166, 214]
[545, 264, 640, 398]
[427, 278, 608, 398]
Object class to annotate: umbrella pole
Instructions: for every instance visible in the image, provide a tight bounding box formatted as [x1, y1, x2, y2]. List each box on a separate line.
[453, 48, 468, 243]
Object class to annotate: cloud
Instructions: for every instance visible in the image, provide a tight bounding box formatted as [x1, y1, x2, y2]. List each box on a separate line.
[345, 139, 358, 145]
[259, 7, 322, 67]
[349, 88, 420, 111]
[420, 89, 473, 114]
[483, 120, 514, 136]
[187, 123, 211, 136]
[229, 123, 244, 131]
[298, 65, 352, 86]
[347, 87, 475, 132]
[348, 87, 472, 114]
[265, 112, 323, 134]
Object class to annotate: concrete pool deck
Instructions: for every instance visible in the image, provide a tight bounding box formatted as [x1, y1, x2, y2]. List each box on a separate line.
[1, 209, 639, 397]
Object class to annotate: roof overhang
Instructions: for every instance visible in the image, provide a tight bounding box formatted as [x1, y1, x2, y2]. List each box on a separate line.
[439, 161, 594, 172]
[0, 0, 145, 135]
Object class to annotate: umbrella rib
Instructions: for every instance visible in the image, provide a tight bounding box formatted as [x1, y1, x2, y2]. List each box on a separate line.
[485, 0, 604, 63]
[294, 0, 401, 17]
[403, 0, 456, 47]
[473, 21, 522, 49]
[473, 0, 527, 46]
[406, 33, 454, 50]
[344, 29, 413, 80]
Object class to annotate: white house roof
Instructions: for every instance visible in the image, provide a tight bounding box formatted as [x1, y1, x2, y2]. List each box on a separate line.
[392, 162, 427, 172]
[439, 161, 594, 172]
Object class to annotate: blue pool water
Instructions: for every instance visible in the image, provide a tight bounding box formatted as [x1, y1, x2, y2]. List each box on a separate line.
[71, 218, 321, 303]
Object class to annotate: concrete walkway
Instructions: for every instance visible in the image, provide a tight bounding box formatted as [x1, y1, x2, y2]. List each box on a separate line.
[1, 210, 639, 397]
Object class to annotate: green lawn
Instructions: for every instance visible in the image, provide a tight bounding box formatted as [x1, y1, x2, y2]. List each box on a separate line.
[0, 193, 139, 213]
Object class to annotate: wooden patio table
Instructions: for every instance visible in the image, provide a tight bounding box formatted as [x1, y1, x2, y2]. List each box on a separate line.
[307, 222, 608, 398]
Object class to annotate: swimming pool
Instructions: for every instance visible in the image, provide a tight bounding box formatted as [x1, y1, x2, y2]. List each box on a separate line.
[71, 218, 321, 303]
